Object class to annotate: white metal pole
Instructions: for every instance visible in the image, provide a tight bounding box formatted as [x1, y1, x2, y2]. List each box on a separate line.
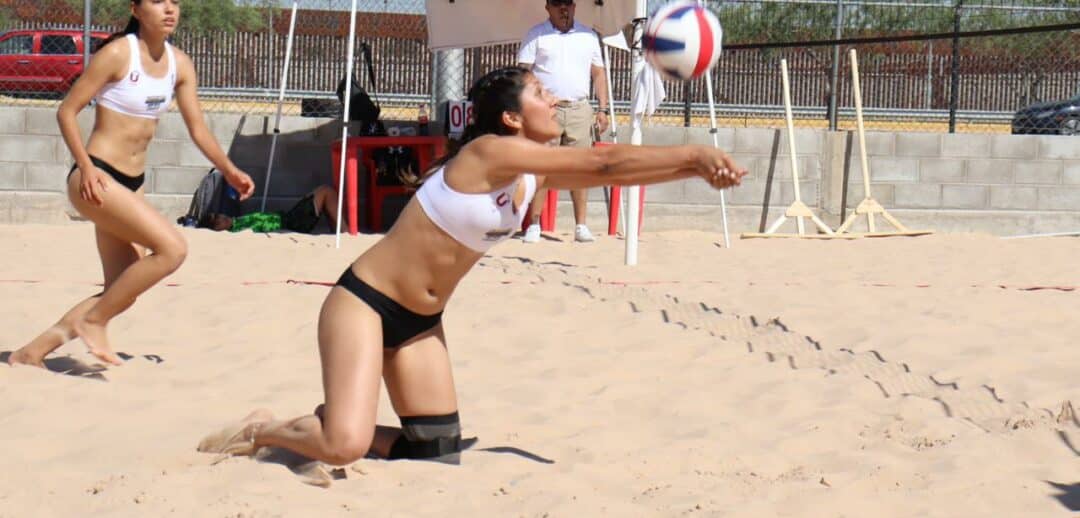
[691, 0, 734, 246]
[601, 41, 627, 237]
[604, 44, 618, 143]
[704, 71, 731, 248]
[83, 0, 91, 69]
[696, 0, 731, 248]
[260, 1, 299, 212]
[334, 0, 360, 249]
[626, 0, 647, 266]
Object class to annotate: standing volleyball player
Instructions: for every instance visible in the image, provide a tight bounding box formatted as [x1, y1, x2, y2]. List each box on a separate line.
[8, 0, 254, 368]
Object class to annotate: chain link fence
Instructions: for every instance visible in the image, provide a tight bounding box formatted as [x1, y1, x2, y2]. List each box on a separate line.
[702, 0, 1080, 134]
[0, 0, 1077, 134]
[0, 0, 431, 122]
[708, 30, 1080, 135]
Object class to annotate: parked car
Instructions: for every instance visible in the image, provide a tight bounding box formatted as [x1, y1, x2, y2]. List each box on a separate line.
[1011, 95, 1080, 135]
[0, 29, 110, 98]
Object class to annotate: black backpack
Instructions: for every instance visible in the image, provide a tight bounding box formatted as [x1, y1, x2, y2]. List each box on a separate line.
[178, 169, 241, 228]
[336, 42, 383, 135]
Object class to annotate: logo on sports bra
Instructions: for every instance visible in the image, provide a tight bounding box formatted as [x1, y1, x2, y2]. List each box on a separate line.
[484, 228, 514, 241]
[129, 71, 140, 83]
[496, 192, 509, 207]
[145, 96, 166, 111]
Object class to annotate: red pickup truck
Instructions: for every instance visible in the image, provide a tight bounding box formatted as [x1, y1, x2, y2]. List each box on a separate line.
[0, 28, 110, 98]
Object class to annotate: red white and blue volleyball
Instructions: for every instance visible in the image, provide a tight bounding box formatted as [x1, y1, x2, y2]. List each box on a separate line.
[643, 1, 724, 82]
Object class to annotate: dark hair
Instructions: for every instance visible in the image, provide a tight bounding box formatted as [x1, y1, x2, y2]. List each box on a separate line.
[407, 66, 531, 186]
[99, 4, 141, 51]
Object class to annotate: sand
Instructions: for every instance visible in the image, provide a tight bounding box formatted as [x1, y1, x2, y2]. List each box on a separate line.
[0, 224, 1077, 517]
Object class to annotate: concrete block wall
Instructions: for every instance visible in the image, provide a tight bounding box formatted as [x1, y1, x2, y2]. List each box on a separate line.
[557, 124, 826, 234]
[147, 110, 342, 204]
[570, 125, 825, 209]
[823, 131, 1080, 234]
[844, 132, 1080, 212]
[557, 125, 1080, 235]
[0, 106, 353, 224]
[1, 105, 1079, 235]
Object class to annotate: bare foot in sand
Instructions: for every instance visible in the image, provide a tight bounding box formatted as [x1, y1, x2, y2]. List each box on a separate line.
[7, 348, 46, 368]
[7, 325, 72, 368]
[198, 408, 276, 457]
[73, 318, 122, 366]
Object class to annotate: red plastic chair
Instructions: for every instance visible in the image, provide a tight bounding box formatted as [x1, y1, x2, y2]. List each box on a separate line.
[331, 136, 447, 233]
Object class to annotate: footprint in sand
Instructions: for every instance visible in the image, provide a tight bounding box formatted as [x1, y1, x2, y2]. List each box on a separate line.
[493, 257, 1065, 433]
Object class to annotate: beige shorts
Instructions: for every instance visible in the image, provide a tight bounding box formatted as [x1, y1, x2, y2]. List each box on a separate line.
[554, 100, 594, 148]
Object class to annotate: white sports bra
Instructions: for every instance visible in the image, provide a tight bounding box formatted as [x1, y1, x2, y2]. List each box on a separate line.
[95, 34, 177, 119]
[416, 166, 537, 253]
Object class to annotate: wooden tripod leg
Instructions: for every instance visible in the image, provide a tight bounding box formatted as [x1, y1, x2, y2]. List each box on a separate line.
[850, 49, 874, 208]
[766, 215, 789, 234]
[809, 214, 836, 235]
[835, 211, 859, 234]
[879, 210, 911, 233]
[753, 59, 850, 240]
[782, 59, 812, 237]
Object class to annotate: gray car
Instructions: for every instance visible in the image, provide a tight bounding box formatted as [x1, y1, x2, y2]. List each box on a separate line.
[1011, 95, 1080, 135]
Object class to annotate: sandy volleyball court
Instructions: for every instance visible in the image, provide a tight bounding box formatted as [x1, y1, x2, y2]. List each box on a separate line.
[1, 224, 1077, 516]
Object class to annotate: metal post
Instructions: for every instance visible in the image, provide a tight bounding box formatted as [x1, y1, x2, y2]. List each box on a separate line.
[926, 40, 933, 109]
[683, 81, 692, 127]
[83, 0, 91, 69]
[948, 0, 962, 133]
[626, 0, 647, 266]
[334, 0, 360, 248]
[430, 51, 440, 129]
[259, 1, 298, 212]
[705, 70, 731, 248]
[828, 0, 843, 131]
[434, 49, 465, 133]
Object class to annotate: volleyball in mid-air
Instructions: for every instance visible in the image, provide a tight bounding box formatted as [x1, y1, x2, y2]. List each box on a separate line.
[642, 1, 723, 82]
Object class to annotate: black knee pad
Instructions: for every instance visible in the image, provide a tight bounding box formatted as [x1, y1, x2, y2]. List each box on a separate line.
[387, 412, 462, 464]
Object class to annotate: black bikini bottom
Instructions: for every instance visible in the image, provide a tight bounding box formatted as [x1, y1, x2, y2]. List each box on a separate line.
[68, 155, 145, 191]
[336, 267, 443, 349]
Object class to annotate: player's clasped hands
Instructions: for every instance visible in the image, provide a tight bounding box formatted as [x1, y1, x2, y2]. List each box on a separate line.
[694, 147, 748, 190]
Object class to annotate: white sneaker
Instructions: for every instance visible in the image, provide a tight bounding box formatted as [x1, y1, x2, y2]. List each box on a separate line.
[522, 223, 541, 243]
[574, 224, 595, 243]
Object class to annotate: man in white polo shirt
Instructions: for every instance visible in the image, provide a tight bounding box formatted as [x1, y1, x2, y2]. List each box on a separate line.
[518, 0, 610, 243]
